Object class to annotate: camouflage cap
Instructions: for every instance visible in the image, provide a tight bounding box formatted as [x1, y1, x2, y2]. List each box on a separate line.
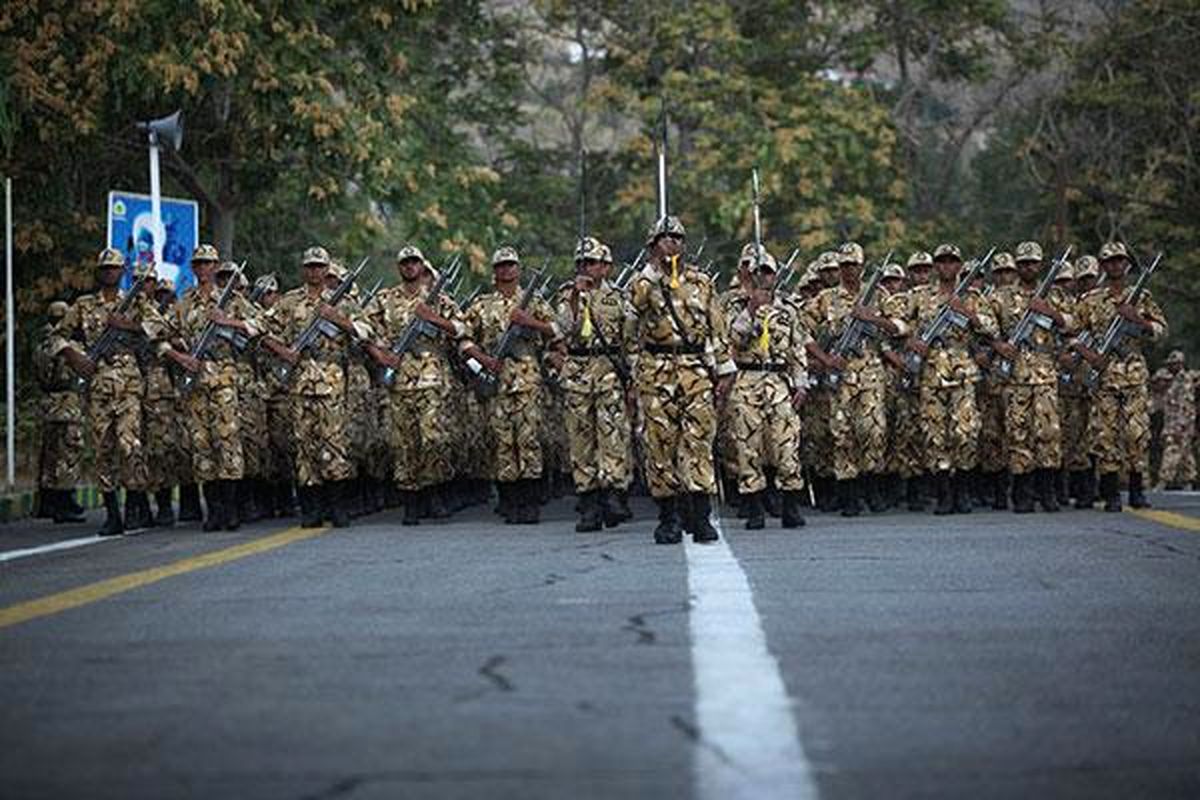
[599, 244, 614, 265]
[97, 247, 125, 268]
[753, 250, 778, 273]
[254, 274, 279, 294]
[1075, 255, 1100, 278]
[881, 263, 906, 280]
[837, 241, 865, 265]
[395, 244, 426, 264]
[1054, 262, 1075, 281]
[1099, 241, 1128, 261]
[327, 261, 348, 280]
[816, 250, 841, 271]
[645, 215, 686, 246]
[933, 243, 963, 261]
[236, 271, 249, 289]
[992, 252, 1016, 272]
[301, 245, 331, 266]
[574, 236, 607, 263]
[491, 246, 520, 267]
[216, 259, 239, 274]
[132, 260, 156, 279]
[47, 300, 71, 318]
[192, 243, 220, 263]
[1015, 241, 1043, 263]
[799, 268, 819, 289]
[906, 251, 934, 269]
[739, 242, 759, 266]
[156, 278, 176, 294]
[1166, 349, 1185, 364]
[1152, 367, 1172, 383]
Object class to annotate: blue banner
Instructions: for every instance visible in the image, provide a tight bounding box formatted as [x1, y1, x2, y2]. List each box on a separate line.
[106, 191, 200, 297]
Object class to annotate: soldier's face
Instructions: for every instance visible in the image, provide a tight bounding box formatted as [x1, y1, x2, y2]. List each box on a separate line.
[1168, 361, 1183, 375]
[494, 262, 519, 284]
[839, 263, 861, 285]
[882, 277, 903, 294]
[994, 269, 1016, 287]
[193, 260, 217, 282]
[1017, 260, 1041, 284]
[657, 233, 684, 260]
[1077, 275, 1097, 294]
[398, 258, 424, 282]
[908, 265, 931, 286]
[819, 269, 839, 288]
[582, 258, 606, 281]
[302, 263, 327, 286]
[935, 258, 960, 282]
[261, 291, 278, 309]
[98, 265, 122, 286]
[1102, 257, 1127, 279]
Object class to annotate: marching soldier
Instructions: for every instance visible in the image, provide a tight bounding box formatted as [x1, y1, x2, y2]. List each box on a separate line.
[34, 301, 86, 523]
[139, 270, 184, 526]
[1159, 350, 1196, 490]
[991, 242, 1074, 513]
[1060, 255, 1100, 507]
[1075, 242, 1167, 511]
[251, 274, 296, 517]
[801, 251, 842, 510]
[726, 250, 809, 529]
[627, 216, 735, 544]
[974, 252, 1014, 510]
[552, 236, 635, 532]
[52, 248, 166, 535]
[262, 246, 371, 527]
[461, 246, 560, 524]
[888, 251, 936, 510]
[364, 245, 467, 525]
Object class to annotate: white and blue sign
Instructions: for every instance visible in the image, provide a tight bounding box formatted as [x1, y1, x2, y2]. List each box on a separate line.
[106, 190, 200, 297]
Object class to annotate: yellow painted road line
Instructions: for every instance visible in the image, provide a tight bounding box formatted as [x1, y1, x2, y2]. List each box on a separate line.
[0, 525, 330, 632]
[1126, 508, 1200, 533]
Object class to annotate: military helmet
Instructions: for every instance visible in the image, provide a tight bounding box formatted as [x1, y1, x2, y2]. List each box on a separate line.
[1098, 241, 1128, 261]
[301, 245, 331, 266]
[599, 244, 614, 265]
[1054, 261, 1075, 281]
[575, 236, 606, 263]
[1075, 255, 1100, 279]
[192, 243, 220, 263]
[1166, 349, 1185, 365]
[933, 243, 963, 261]
[881, 263, 906, 280]
[47, 300, 71, 319]
[753, 250, 778, 273]
[97, 247, 125, 269]
[798, 268, 819, 289]
[992, 252, 1016, 272]
[1015, 241, 1043, 263]
[491, 246, 520, 267]
[254, 274, 279, 294]
[645, 215, 686, 246]
[739, 242, 759, 266]
[837, 241, 865, 266]
[906, 251, 933, 269]
[816, 250, 841, 272]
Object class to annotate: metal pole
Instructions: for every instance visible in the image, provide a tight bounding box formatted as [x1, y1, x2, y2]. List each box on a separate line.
[148, 135, 163, 267]
[5, 177, 14, 488]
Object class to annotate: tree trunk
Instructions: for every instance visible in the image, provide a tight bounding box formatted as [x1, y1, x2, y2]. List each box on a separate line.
[212, 204, 235, 260]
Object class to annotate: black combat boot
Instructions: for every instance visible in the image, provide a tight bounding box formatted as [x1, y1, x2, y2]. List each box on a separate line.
[906, 476, 927, 512]
[520, 479, 541, 525]
[496, 481, 514, 523]
[123, 490, 152, 531]
[599, 490, 623, 527]
[816, 477, 837, 512]
[276, 482, 297, 517]
[839, 478, 862, 518]
[933, 471, 953, 515]
[865, 474, 888, 513]
[401, 490, 420, 526]
[952, 472, 973, 514]
[575, 490, 603, 532]
[763, 485, 782, 518]
[201, 483, 223, 531]
[63, 489, 86, 518]
[742, 491, 766, 530]
[610, 489, 633, 524]
[1128, 471, 1150, 509]
[653, 496, 682, 545]
[688, 493, 720, 543]
[223, 480, 241, 531]
[426, 485, 449, 519]
[35, 487, 53, 519]
[329, 481, 351, 528]
[1074, 469, 1096, 510]
[992, 471, 1010, 511]
[1038, 469, 1060, 512]
[51, 490, 86, 524]
[178, 483, 203, 523]
[1055, 469, 1070, 508]
[1011, 472, 1034, 514]
[153, 489, 175, 527]
[299, 485, 324, 528]
[1100, 472, 1122, 512]
[781, 491, 806, 529]
[98, 491, 124, 536]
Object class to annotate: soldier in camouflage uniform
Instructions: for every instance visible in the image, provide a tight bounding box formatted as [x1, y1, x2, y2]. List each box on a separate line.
[139, 270, 184, 526]
[887, 251, 935, 510]
[552, 236, 635, 532]
[716, 244, 756, 502]
[1060, 255, 1101, 508]
[990, 241, 1074, 513]
[974, 252, 1015, 510]
[34, 301, 86, 524]
[364, 245, 467, 525]
[800, 251, 842, 510]
[628, 216, 735, 544]
[262, 246, 372, 527]
[461, 246, 561, 524]
[251, 274, 296, 517]
[1159, 350, 1196, 490]
[725, 250, 809, 529]
[903, 243, 999, 514]
[152, 277, 202, 523]
[1074, 241, 1168, 511]
[52, 248, 167, 535]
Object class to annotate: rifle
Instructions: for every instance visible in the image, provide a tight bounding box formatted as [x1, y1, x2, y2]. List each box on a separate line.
[474, 264, 549, 398]
[379, 256, 461, 387]
[177, 261, 247, 395]
[358, 277, 384, 310]
[1081, 252, 1162, 388]
[461, 284, 483, 310]
[994, 246, 1072, 379]
[824, 251, 892, 389]
[901, 247, 996, 384]
[72, 271, 152, 390]
[273, 256, 369, 383]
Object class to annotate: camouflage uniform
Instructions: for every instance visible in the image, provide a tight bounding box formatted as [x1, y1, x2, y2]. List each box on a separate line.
[799, 252, 842, 509]
[34, 305, 85, 522]
[1159, 351, 1196, 488]
[628, 216, 735, 544]
[252, 275, 296, 514]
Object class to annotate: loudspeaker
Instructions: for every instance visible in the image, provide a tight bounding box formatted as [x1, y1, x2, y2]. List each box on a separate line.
[138, 110, 183, 151]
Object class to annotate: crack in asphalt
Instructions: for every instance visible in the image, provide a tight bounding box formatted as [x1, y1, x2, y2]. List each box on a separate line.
[621, 602, 691, 645]
[479, 655, 515, 692]
[1102, 526, 1200, 562]
[670, 714, 736, 767]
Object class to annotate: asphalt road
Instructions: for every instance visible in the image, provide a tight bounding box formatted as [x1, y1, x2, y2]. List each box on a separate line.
[2, 491, 1199, 799]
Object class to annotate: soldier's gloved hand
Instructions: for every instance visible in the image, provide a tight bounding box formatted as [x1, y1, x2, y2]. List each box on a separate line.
[826, 352, 849, 372]
[368, 344, 400, 369]
[414, 302, 442, 325]
[1027, 297, 1056, 318]
[207, 308, 238, 328]
[478, 354, 504, 375]
[317, 303, 348, 330]
[906, 337, 930, 357]
[510, 308, 539, 328]
[64, 348, 96, 379]
[1117, 303, 1147, 328]
[992, 341, 1019, 362]
[851, 305, 877, 323]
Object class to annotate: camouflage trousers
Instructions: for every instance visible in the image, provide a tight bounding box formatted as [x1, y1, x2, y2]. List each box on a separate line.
[265, 391, 294, 483]
[977, 381, 1007, 473]
[920, 381, 979, 473]
[541, 385, 570, 478]
[1005, 382, 1061, 474]
[1160, 433, 1197, 486]
[388, 385, 454, 490]
[238, 370, 268, 480]
[729, 372, 803, 494]
[186, 361, 244, 483]
[1089, 384, 1150, 476]
[563, 377, 630, 492]
[87, 359, 148, 493]
[888, 387, 925, 478]
[292, 370, 355, 488]
[143, 395, 188, 491]
[38, 421, 83, 490]
[1059, 392, 1092, 471]
[489, 388, 544, 482]
[829, 366, 887, 479]
[636, 357, 718, 499]
[344, 363, 374, 476]
[803, 389, 834, 478]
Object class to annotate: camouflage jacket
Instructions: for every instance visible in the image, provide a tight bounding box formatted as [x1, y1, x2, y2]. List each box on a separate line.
[552, 280, 635, 392]
[727, 294, 809, 389]
[1163, 369, 1197, 436]
[50, 288, 167, 372]
[904, 282, 999, 387]
[628, 257, 735, 377]
[462, 288, 558, 394]
[365, 282, 466, 390]
[1074, 285, 1167, 389]
[268, 285, 372, 395]
[990, 283, 1075, 385]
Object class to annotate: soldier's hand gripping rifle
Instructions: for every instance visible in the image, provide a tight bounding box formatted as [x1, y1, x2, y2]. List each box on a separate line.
[993, 246, 1071, 380]
[473, 263, 549, 398]
[272, 256, 368, 383]
[901, 247, 996, 385]
[824, 251, 893, 390]
[177, 261, 246, 395]
[71, 269, 152, 390]
[1079, 251, 1162, 388]
[379, 256, 461, 387]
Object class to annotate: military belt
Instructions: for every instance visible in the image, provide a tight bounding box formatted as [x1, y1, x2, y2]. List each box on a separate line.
[644, 343, 704, 356]
[735, 363, 786, 373]
[567, 347, 621, 358]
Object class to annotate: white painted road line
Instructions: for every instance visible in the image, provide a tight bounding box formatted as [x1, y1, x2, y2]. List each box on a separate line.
[685, 522, 818, 800]
[0, 535, 114, 564]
